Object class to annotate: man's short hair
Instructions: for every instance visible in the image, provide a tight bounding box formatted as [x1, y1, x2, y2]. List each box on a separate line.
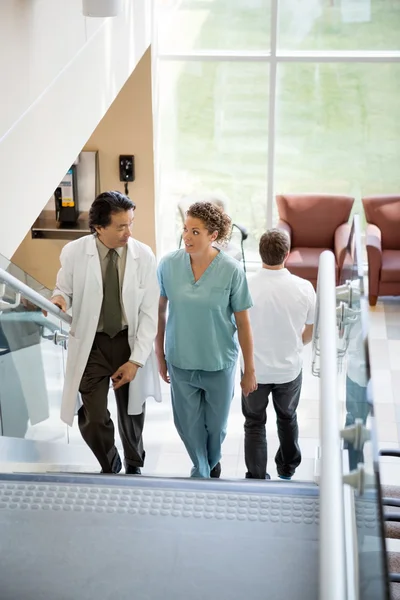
[259, 228, 290, 266]
[89, 191, 135, 233]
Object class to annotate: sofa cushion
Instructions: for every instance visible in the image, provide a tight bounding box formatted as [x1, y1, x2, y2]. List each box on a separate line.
[285, 247, 338, 281]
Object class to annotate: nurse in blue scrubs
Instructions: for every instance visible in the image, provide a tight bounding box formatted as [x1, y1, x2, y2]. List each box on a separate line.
[156, 201, 257, 478]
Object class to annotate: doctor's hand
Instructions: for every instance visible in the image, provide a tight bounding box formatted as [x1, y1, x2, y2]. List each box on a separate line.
[42, 295, 67, 317]
[157, 355, 170, 384]
[241, 370, 258, 397]
[112, 362, 139, 390]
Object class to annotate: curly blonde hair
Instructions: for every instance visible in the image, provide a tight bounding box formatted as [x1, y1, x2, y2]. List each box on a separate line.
[186, 201, 232, 244]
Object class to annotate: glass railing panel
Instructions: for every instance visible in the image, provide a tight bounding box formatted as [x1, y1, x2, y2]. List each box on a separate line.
[339, 215, 390, 600]
[0, 255, 69, 444]
[0, 254, 52, 300]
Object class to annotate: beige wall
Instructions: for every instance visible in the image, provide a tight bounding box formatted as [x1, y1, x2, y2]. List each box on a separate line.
[84, 47, 156, 251]
[11, 47, 155, 290]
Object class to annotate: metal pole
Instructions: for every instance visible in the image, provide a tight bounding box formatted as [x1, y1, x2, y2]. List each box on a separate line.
[266, 0, 278, 229]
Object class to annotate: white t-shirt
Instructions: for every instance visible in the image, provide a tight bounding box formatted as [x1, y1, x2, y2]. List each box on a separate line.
[246, 268, 316, 384]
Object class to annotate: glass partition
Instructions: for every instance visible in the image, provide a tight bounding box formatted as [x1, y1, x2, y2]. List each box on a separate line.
[339, 215, 390, 599]
[312, 219, 390, 598]
[0, 254, 69, 443]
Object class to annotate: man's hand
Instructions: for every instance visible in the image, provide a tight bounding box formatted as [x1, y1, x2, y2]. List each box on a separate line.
[302, 324, 314, 346]
[111, 362, 139, 391]
[21, 297, 40, 312]
[241, 371, 258, 397]
[42, 295, 67, 317]
[157, 355, 170, 384]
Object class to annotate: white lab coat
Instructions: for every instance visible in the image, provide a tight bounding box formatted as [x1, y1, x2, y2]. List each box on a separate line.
[53, 235, 162, 426]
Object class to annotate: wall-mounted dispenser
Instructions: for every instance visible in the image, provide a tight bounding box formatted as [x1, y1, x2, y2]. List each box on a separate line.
[55, 165, 79, 225]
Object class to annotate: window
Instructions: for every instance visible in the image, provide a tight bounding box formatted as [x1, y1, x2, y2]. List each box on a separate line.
[278, 0, 400, 51]
[158, 0, 271, 52]
[154, 0, 400, 261]
[157, 60, 268, 258]
[274, 62, 400, 223]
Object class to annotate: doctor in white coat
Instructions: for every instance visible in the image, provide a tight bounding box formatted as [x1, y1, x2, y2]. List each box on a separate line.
[50, 191, 161, 474]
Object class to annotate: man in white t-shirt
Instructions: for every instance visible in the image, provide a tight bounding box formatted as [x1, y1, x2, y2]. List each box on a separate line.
[242, 229, 316, 480]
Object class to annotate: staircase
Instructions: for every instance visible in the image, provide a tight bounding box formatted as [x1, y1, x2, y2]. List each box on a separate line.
[0, 0, 151, 259]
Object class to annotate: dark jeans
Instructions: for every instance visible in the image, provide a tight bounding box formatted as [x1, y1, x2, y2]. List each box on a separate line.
[344, 376, 370, 472]
[78, 330, 145, 473]
[242, 371, 302, 478]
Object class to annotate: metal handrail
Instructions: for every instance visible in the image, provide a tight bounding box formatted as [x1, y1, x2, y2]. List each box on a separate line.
[318, 251, 347, 600]
[312, 215, 363, 378]
[0, 267, 71, 326]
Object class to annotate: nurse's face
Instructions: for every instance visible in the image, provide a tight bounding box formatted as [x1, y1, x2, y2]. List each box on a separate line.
[182, 216, 218, 255]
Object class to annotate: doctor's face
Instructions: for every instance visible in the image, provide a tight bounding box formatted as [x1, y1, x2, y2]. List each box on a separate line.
[96, 209, 134, 248]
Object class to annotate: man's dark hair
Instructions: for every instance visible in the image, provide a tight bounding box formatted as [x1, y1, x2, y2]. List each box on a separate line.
[89, 191, 135, 232]
[259, 228, 290, 266]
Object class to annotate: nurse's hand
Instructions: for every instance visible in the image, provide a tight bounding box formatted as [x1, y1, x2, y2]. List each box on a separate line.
[241, 371, 257, 397]
[157, 356, 170, 384]
[112, 362, 138, 390]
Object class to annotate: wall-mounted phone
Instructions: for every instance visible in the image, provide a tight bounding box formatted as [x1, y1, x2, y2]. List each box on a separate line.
[119, 155, 134, 195]
[55, 165, 79, 225]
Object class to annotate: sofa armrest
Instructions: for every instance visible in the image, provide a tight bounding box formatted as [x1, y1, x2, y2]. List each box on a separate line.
[366, 224, 382, 270]
[366, 224, 382, 263]
[277, 219, 292, 244]
[366, 224, 382, 302]
[334, 223, 351, 268]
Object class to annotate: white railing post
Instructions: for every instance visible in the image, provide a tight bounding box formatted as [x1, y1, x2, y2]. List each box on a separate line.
[318, 250, 347, 600]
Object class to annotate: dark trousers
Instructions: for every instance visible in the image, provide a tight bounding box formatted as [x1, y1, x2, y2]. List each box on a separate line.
[242, 371, 302, 478]
[78, 330, 145, 473]
[344, 376, 370, 472]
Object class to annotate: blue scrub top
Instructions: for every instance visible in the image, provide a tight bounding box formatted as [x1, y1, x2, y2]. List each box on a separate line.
[157, 249, 253, 371]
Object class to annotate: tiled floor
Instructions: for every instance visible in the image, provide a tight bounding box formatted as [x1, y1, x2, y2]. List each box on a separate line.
[2, 298, 400, 486]
[55, 344, 318, 481]
[65, 295, 400, 484]
[48, 338, 320, 481]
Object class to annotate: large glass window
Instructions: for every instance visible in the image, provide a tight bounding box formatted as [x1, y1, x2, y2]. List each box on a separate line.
[278, 0, 400, 50]
[157, 60, 268, 258]
[154, 0, 400, 261]
[158, 0, 271, 52]
[274, 62, 400, 222]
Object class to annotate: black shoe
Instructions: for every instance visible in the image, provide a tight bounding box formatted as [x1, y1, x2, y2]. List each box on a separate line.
[245, 472, 271, 480]
[210, 462, 221, 478]
[125, 465, 141, 475]
[101, 451, 122, 474]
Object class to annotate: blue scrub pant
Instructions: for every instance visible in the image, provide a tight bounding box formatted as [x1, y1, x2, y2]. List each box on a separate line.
[168, 363, 236, 478]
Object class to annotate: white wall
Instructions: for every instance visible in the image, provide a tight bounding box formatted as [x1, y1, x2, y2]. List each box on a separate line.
[0, 0, 151, 259]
